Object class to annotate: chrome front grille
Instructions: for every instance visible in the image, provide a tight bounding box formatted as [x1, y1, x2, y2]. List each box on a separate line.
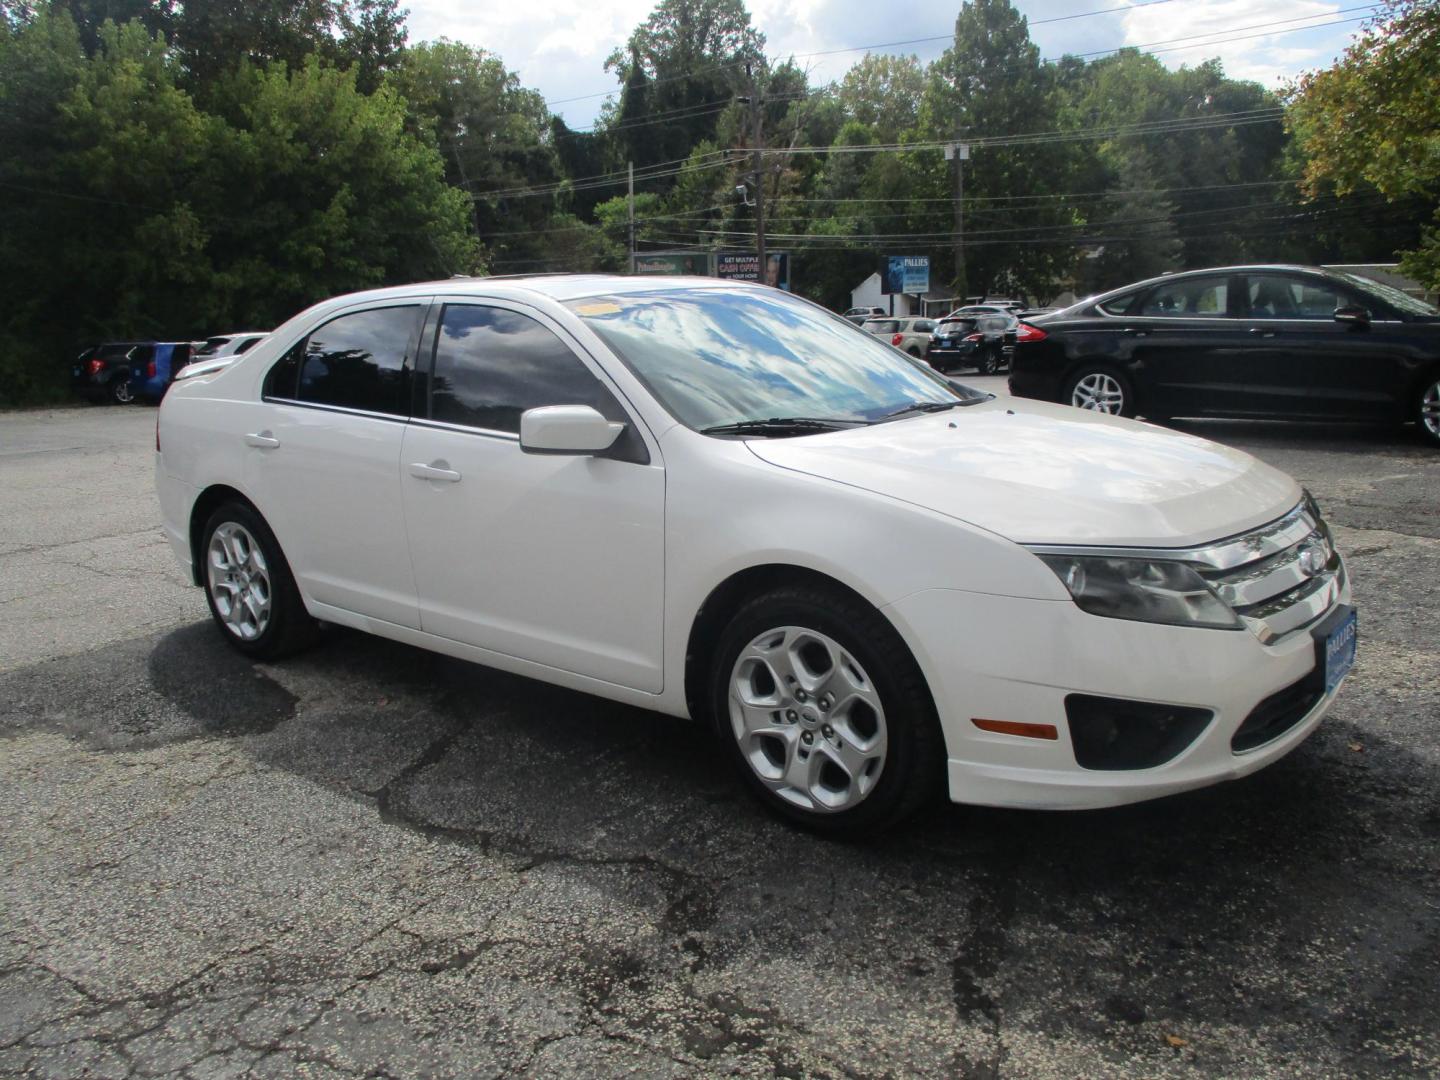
[1193, 499, 1345, 644]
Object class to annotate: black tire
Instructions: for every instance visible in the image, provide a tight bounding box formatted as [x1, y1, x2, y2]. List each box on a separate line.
[200, 501, 319, 660]
[1416, 371, 1440, 448]
[708, 584, 945, 835]
[906, 346, 922, 358]
[110, 377, 135, 405]
[1061, 364, 1136, 418]
[978, 349, 1000, 375]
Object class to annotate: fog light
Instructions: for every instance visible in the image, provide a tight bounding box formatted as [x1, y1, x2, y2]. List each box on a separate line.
[1065, 695, 1212, 770]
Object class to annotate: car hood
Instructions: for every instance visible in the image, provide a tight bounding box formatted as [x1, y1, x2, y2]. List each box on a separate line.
[745, 397, 1301, 547]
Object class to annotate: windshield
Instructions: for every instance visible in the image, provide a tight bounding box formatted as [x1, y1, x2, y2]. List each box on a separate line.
[569, 287, 962, 430]
[1329, 271, 1438, 317]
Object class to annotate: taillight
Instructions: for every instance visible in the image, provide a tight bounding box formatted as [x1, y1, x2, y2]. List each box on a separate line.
[891, 333, 904, 346]
[146, 359, 157, 378]
[87, 358, 106, 375]
[964, 333, 982, 342]
[1016, 323, 1048, 342]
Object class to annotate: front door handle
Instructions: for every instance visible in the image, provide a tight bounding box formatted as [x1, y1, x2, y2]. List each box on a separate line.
[244, 431, 280, 449]
[1249, 328, 1278, 338]
[409, 460, 461, 483]
[1122, 328, 1148, 338]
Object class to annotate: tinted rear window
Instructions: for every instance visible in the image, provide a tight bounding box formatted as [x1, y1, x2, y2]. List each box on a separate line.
[266, 306, 419, 415]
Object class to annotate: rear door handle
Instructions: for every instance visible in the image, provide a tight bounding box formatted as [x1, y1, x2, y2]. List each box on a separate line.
[409, 461, 461, 483]
[1122, 328, 1148, 338]
[244, 431, 280, 449]
[1249, 328, 1278, 338]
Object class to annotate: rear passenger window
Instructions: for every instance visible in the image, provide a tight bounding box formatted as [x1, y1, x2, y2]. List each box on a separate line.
[429, 305, 624, 434]
[266, 306, 419, 415]
[1139, 276, 1230, 318]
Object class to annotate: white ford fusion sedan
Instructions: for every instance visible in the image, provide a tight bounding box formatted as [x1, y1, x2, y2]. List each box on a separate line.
[155, 275, 1356, 832]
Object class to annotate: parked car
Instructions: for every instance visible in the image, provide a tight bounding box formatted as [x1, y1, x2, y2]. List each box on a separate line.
[860, 315, 936, 357]
[946, 301, 1023, 318]
[927, 312, 1019, 374]
[157, 275, 1354, 833]
[843, 306, 885, 325]
[858, 316, 938, 360]
[195, 332, 268, 360]
[73, 342, 153, 404]
[1008, 264, 1440, 446]
[128, 342, 196, 403]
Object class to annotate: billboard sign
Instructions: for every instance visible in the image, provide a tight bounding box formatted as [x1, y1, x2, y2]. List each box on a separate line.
[883, 255, 930, 295]
[633, 252, 710, 276]
[715, 251, 790, 291]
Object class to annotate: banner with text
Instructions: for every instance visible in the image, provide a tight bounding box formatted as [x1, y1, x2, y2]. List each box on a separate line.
[883, 255, 930, 295]
[715, 251, 790, 291]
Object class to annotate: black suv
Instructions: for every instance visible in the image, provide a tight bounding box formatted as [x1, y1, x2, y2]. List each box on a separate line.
[1008, 265, 1440, 446]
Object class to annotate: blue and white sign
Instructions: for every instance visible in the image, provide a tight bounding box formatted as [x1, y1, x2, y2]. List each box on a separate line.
[884, 256, 930, 295]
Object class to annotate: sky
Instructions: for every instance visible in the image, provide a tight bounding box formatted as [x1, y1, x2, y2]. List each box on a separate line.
[402, 0, 1369, 129]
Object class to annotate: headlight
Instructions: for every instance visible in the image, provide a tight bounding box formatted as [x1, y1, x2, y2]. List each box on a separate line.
[1037, 555, 1240, 630]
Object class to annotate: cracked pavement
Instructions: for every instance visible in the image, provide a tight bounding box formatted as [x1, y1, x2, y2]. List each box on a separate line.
[1, 398, 1438, 1078]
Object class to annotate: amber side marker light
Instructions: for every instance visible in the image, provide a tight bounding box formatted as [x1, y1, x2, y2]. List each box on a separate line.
[972, 718, 1059, 740]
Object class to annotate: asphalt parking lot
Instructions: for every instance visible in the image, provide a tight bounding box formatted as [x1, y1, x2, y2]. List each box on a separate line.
[2, 393, 1438, 1079]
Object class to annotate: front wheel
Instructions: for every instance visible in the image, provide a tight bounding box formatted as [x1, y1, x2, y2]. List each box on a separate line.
[978, 349, 1000, 375]
[201, 501, 318, 659]
[1063, 365, 1135, 418]
[1417, 374, 1440, 447]
[709, 585, 944, 835]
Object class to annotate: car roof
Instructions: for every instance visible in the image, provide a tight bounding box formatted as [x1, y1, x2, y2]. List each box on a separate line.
[313, 273, 763, 309]
[1058, 263, 1351, 314]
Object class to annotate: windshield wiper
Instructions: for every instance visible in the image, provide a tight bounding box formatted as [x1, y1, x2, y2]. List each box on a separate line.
[876, 399, 971, 422]
[700, 417, 864, 437]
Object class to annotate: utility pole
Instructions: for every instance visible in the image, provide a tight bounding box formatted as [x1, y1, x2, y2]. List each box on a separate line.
[747, 64, 766, 276]
[627, 161, 636, 275]
[948, 134, 969, 300]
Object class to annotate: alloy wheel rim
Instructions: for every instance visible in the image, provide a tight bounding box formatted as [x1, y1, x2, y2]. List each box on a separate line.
[1071, 372, 1124, 413]
[208, 522, 272, 640]
[114, 382, 133, 403]
[1423, 380, 1440, 438]
[728, 626, 887, 813]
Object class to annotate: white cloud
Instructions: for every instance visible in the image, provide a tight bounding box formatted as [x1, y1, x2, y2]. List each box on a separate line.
[1119, 0, 1355, 86]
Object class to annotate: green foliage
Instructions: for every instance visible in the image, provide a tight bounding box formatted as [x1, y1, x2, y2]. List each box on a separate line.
[1287, 0, 1440, 288]
[4, 0, 1436, 405]
[387, 39, 556, 273]
[0, 10, 472, 404]
[605, 0, 763, 169]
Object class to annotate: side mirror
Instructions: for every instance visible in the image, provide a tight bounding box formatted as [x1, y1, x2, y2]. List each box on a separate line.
[519, 405, 625, 456]
[1334, 305, 1370, 327]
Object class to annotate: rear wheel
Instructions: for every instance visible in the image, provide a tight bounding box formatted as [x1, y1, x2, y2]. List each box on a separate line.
[201, 501, 318, 659]
[110, 378, 134, 405]
[1063, 365, 1135, 418]
[978, 348, 1000, 375]
[709, 584, 944, 835]
[1418, 374, 1440, 447]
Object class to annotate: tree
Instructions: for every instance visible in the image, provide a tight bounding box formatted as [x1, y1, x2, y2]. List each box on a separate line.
[604, 0, 764, 172]
[835, 53, 925, 142]
[338, 0, 407, 94]
[171, 0, 341, 90]
[387, 40, 557, 271]
[919, 0, 1081, 299]
[0, 12, 474, 403]
[1287, 0, 1440, 288]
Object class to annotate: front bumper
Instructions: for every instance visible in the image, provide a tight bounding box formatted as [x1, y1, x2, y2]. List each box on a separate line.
[884, 575, 1353, 810]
